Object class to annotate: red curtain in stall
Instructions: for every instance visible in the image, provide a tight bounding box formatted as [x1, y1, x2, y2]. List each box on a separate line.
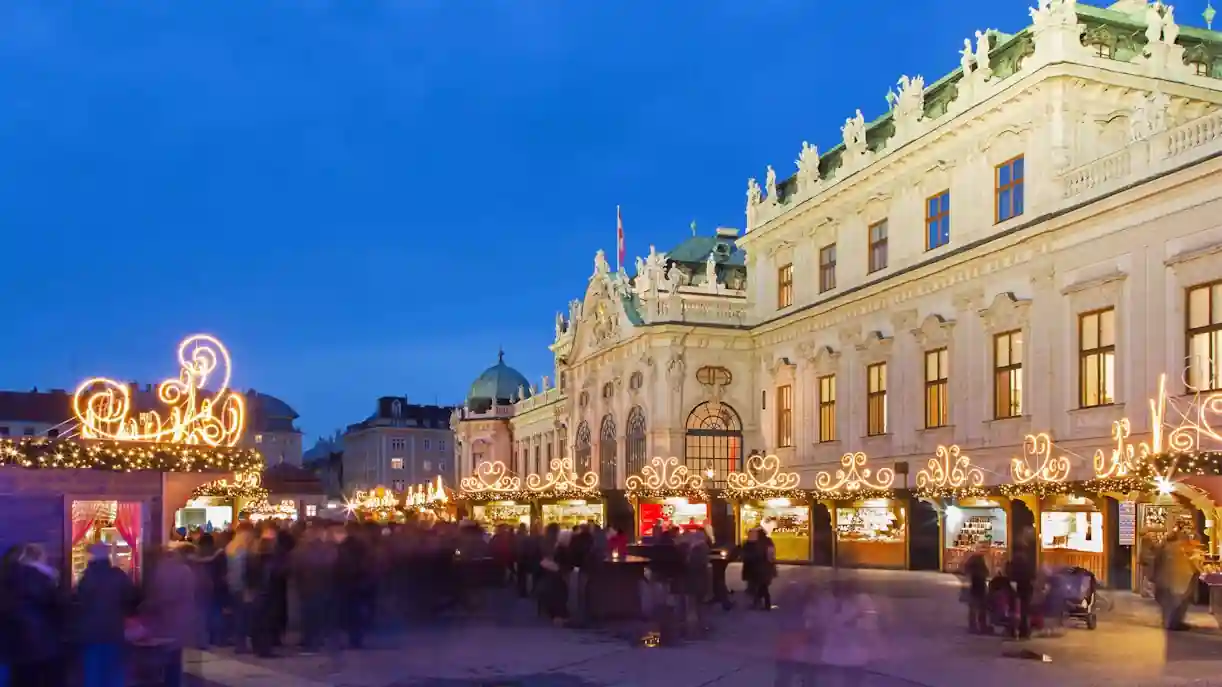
[112, 502, 142, 579]
[71, 515, 95, 549]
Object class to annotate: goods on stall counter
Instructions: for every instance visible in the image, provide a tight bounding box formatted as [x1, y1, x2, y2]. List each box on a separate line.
[836, 507, 904, 542]
[953, 515, 995, 548]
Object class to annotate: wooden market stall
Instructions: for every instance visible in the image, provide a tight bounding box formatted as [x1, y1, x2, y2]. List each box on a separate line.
[727, 454, 811, 562]
[528, 457, 604, 528]
[625, 456, 710, 539]
[816, 452, 906, 569]
[0, 333, 263, 583]
[912, 445, 1008, 573]
[404, 475, 455, 521]
[458, 460, 532, 531]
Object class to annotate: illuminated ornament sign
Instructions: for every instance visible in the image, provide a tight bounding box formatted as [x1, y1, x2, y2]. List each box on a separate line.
[1093, 419, 1145, 479]
[726, 454, 801, 497]
[625, 456, 705, 499]
[916, 445, 984, 497]
[249, 499, 296, 522]
[526, 456, 599, 495]
[814, 452, 895, 495]
[406, 476, 450, 508]
[346, 486, 400, 514]
[192, 470, 266, 500]
[73, 334, 245, 447]
[1010, 433, 1071, 485]
[460, 460, 523, 495]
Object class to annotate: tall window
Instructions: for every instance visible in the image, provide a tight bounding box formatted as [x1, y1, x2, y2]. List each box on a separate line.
[775, 385, 794, 448]
[868, 221, 888, 273]
[926, 191, 950, 250]
[626, 406, 647, 479]
[819, 244, 837, 293]
[777, 264, 794, 309]
[866, 362, 888, 436]
[994, 331, 1023, 418]
[995, 155, 1025, 223]
[574, 421, 592, 473]
[533, 443, 541, 475]
[684, 402, 743, 488]
[599, 415, 617, 486]
[818, 375, 837, 443]
[1187, 283, 1222, 391]
[924, 348, 949, 428]
[1079, 308, 1116, 408]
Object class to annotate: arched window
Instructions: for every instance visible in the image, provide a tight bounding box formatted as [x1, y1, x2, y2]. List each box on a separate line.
[599, 414, 617, 487]
[684, 402, 743, 489]
[574, 421, 592, 474]
[626, 406, 647, 479]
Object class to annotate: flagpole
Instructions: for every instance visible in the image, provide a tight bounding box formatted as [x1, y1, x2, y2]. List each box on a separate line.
[616, 205, 623, 273]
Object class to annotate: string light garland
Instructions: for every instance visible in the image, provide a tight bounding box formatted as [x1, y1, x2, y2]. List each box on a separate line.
[73, 334, 245, 447]
[915, 484, 990, 500]
[0, 437, 263, 473]
[727, 454, 804, 500]
[626, 457, 708, 501]
[811, 487, 896, 501]
[191, 471, 268, 500]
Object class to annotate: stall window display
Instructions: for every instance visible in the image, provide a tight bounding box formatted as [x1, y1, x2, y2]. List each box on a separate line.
[541, 500, 605, 529]
[473, 502, 531, 530]
[1041, 502, 1105, 579]
[1136, 502, 1195, 595]
[740, 500, 810, 562]
[639, 500, 709, 537]
[176, 498, 234, 531]
[71, 500, 143, 583]
[835, 500, 906, 568]
[943, 502, 1007, 573]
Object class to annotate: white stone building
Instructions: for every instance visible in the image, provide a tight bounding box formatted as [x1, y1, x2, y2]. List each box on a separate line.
[455, 0, 1222, 513]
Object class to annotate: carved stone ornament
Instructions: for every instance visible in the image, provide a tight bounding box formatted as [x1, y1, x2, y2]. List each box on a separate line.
[889, 308, 918, 333]
[887, 75, 925, 142]
[855, 331, 893, 358]
[979, 292, 1032, 333]
[1140, 2, 1191, 78]
[804, 344, 840, 374]
[1129, 88, 1171, 142]
[765, 166, 778, 205]
[795, 142, 821, 196]
[911, 314, 955, 349]
[666, 352, 686, 393]
[841, 110, 869, 164]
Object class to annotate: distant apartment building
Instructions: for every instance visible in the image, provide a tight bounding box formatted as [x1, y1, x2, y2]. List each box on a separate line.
[303, 431, 345, 499]
[0, 386, 304, 467]
[341, 397, 453, 493]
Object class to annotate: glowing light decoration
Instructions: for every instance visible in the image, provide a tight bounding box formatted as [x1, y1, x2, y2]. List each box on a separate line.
[726, 454, 801, 497]
[459, 460, 523, 494]
[73, 334, 245, 447]
[406, 476, 449, 508]
[191, 470, 266, 500]
[916, 445, 985, 498]
[527, 456, 600, 494]
[814, 452, 895, 495]
[249, 499, 296, 522]
[625, 456, 705, 499]
[345, 486, 400, 514]
[1010, 433, 1072, 485]
[1092, 419, 1147, 479]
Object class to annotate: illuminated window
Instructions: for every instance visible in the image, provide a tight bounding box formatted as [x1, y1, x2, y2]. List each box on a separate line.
[1187, 283, 1222, 391]
[390, 458, 404, 470]
[305, 505, 317, 517]
[775, 385, 793, 448]
[866, 362, 888, 436]
[868, 221, 888, 273]
[994, 331, 1024, 419]
[684, 402, 743, 489]
[995, 156, 1025, 223]
[255, 434, 263, 444]
[926, 191, 950, 250]
[818, 375, 836, 443]
[777, 264, 794, 309]
[1079, 308, 1116, 408]
[819, 244, 837, 293]
[924, 348, 949, 429]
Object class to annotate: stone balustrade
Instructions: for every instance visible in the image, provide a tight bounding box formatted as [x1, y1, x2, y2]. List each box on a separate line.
[513, 386, 563, 414]
[1060, 109, 1222, 203]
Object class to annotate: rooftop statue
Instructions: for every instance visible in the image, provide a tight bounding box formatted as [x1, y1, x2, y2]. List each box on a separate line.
[960, 38, 975, 74]
[974, 30, 993, 81]
[1163, 5, 1180, 45]
[795, 141, 820, 192]
[746, 178, 762, 206]
[841, 109, 868, 159]
[1145, 2, 1164, 46]
[555, 311, 566, 340]
[765, 165, 778, 204]
[594, 249, 610, 277]
[705, 252, 720, 293]
[888, 75, 925, 139]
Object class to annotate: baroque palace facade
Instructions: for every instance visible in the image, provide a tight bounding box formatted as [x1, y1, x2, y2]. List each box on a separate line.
[454, 0, 1222, 582]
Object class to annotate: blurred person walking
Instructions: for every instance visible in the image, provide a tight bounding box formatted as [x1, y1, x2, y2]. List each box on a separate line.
[9, 544, 66, 687]
[140, 546, 197, 687]
[74, 543, 137, 687]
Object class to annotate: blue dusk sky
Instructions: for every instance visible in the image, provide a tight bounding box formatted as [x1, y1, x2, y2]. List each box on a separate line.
[2, 1, 1197, 441]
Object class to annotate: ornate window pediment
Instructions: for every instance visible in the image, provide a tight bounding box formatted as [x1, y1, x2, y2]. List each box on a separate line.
[803, 344, 840, 374]
[856, 331, 893, 360]
[979, 292, 1032, 333]
[912, 314, 955, 349]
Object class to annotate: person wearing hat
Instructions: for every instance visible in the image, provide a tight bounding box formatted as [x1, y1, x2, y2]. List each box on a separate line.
[74, 542, 138, 687]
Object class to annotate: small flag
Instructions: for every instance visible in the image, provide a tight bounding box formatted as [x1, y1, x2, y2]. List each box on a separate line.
[616, 206, 625, 272]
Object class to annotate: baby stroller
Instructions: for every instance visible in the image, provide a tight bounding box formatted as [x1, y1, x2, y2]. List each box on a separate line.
[987, 574, 1016, 631]
[1054, 566, 1098, 630]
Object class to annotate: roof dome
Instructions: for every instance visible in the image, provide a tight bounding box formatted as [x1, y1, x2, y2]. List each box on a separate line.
[466, 351, 531, 410]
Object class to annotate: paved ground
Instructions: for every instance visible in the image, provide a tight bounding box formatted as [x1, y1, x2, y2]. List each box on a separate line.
[184, 566, 1222, 687]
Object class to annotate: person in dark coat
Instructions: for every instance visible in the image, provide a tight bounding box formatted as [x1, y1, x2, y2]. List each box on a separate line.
[962, 543, 990, 634]
[0, 545, 25, 687]
[334, 524, 373, 649]
[1007, 528, 1037, 639]
[74, 543, 138, 687]
[245, 531, 280, 658]
[9, 543, 67, 687]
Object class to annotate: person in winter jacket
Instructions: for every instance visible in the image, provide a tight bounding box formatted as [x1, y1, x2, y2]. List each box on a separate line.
[75, 543, 137, 687]
[141, 545, 198, 687]
[9, 544, 66, 687]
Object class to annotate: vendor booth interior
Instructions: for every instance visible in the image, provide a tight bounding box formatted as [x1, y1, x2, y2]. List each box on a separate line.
[459, 460, 532, 531]
[626, 457, 710, 538]
[728, 454, 811, 562]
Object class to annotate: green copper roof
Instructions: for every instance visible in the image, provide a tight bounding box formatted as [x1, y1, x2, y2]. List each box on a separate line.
[665, 235, 747, 266]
